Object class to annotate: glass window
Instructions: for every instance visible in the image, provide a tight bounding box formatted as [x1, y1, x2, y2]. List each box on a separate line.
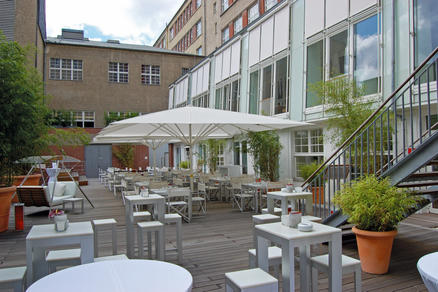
[234, 16, 243, 34]
[223, 84, 231, 110]
[295, 156, 323, 178]
[329, 30, 348, 78]
[261, 65, 272, 115]
[249, 71, 259, 114]
[196, 21, 202, 37]
[242, 141, 248, 174]
[414, 0, 438, 79]
[197, 46, 202, 55]
[50, 58, 82, 81]
[141, 65, 160, 85]
[213, 2, 217, 14]
[234, 142, 240, 165]
[354, 14, 379, 95]
[196, 0, 201, 9]
[249, 3, 259, 23]
[264, 0, 276, 11]
[109, 62, 128, 83]
[306, 40, 324, 107]
[222, 27, 230, 43]
[215, 88, 222, 109]
[310, 129, 323, 152]
[231, 80, 240, 112]
[275, 57, 288, 114]
[222, 0, 229, 12]
[295, 130, 308, 152]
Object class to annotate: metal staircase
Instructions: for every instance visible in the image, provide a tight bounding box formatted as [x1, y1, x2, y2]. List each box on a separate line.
[302, 47, 438, 227]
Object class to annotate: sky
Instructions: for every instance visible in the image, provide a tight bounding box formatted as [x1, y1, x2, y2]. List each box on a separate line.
[46, 0, 185, 46]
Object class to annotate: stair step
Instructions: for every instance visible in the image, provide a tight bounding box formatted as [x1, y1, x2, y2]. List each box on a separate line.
[398, 181, 438, 188]
[427, 160, 438, 166]
[405, 172, 438, 181]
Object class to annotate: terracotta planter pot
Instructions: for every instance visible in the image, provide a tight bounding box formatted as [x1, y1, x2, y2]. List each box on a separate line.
[352, 226, 397, 274]
[12, 174, 42, 203]
[0, 186, 16, 232]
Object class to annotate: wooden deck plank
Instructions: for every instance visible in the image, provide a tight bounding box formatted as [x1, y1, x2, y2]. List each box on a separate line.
[0, 179, 437, 291]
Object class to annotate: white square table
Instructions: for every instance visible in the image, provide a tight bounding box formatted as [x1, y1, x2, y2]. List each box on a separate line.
[124, 194, 165, 258]
[267, 191, 313, 215]
[26, 221, 94, 285]
[255, 222, 342, 292]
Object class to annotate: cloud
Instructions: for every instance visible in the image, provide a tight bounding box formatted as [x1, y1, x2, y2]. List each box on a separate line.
[46, 0, 185, 45]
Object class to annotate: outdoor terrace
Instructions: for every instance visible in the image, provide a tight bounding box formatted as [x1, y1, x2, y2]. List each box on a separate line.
[1, 179, 437, 291]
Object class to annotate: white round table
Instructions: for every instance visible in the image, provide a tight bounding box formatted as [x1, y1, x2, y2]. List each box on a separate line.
[27, 260, 193, 292]
[417, 252, 438, 292]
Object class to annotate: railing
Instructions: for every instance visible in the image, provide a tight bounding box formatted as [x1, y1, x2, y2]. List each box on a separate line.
[302, 47, 438, 220]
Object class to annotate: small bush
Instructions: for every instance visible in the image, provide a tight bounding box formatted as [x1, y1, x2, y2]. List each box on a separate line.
[334, 175, 416, 232]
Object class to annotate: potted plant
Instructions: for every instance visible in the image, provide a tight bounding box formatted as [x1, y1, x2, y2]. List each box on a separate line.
[299, 162, 323, 203]
[334, 175, 416, 274]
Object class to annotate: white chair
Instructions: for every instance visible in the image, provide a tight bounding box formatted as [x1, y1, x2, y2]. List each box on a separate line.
[164, 213, 183, 263]
[231, 183, 254, 212]
[261, 207, 282, 216]
[193, 183, 207, 216]
[137, 221, 164, 260]
[248, 247, 282, 278]
[0, 266, 26, 292]
[252, 214, 280, 247]
[46, 248, 81, 274]
[225, 268, 278, 292]
[92, 218, 117, 257]
[165, 188, 189, 221]
[311, 254, 361, 292]
[113, 175, 124, 197]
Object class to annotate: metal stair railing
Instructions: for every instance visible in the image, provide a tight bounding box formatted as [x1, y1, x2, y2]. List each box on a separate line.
[302, 46, 438, 220]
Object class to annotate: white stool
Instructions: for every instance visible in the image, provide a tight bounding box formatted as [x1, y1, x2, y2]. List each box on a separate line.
[94, 254, 129, 262]
[225, 268, 278, 292]
[133, 211, 151, 223]
[0, 266, 26, 292]
[137, 221, 164, 260]
[248, 246, 282, 278]
[46, 248, 81, 274]
[164, 214, 183, 263]
[62, 197, 84, 214]
[261, 207, 282, 216]
[311, 254, 361, 292]
[92, 218, 117, 257]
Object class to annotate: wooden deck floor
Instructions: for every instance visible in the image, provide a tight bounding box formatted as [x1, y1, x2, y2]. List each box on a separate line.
[1, 179, 437, 291]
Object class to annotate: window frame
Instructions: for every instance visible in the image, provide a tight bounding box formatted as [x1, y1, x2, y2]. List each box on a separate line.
[49, 58, 83, 81]
[108, 62, 129, 83]
[141, 65, 160, 85]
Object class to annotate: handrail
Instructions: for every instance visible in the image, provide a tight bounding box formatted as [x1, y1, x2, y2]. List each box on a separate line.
[302, 46, 438, 187]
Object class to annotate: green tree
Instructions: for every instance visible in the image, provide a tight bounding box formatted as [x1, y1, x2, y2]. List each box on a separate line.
[113, 144, 134, 168]
[309, 76, 373, 147]
[201, 139, 226, 174]
[0, 34, 50, 186]
[247, 131, 282, 181]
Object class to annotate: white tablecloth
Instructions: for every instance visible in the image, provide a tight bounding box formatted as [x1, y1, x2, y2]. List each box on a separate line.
[418, 252, 438, 292]
[27, 260, 193, 292]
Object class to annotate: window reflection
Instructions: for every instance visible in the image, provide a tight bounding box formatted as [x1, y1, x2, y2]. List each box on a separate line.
[249, 71, 259, 114]
[306, 40, 324, 107]
[261, 65, 272, 115]
[354, 14, 379, 95]
[275, 57, 288, 114]
[329, 30, 348, 78]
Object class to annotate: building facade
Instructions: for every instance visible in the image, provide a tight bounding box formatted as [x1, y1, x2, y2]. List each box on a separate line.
[153, 0, 285, 56]
[45, 29, 203, 128]
[167, 0, 438, 180]
[0, 0, 46, 74]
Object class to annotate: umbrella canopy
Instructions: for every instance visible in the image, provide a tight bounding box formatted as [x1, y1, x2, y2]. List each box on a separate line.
[16, 155, 82, 164]
[96, 107, 309, 146]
